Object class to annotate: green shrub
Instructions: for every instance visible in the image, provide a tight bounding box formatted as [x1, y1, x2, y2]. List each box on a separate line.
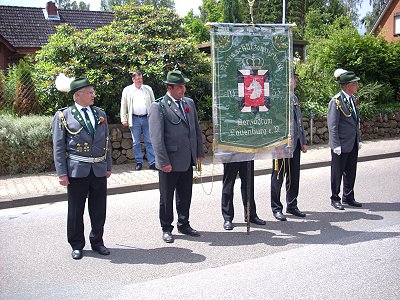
[33, 5, 212, 122]
[0, 113, 53, 175]
[13, 59, 41, 116]
[1, 65, 18, 113]
[0, 70, 5, 110]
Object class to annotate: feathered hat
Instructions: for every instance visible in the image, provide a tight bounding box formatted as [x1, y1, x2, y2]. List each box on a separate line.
[55, 73, 92, 95]
[334, 68, 360, 84]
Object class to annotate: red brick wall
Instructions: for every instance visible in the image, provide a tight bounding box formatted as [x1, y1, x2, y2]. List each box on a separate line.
[375, 0, 400, 42]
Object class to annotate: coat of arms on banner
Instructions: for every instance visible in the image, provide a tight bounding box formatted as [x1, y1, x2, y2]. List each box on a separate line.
[238, 55, 271, 114]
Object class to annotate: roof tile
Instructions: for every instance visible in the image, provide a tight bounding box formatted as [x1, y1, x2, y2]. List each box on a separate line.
[0, 5, 114, 48]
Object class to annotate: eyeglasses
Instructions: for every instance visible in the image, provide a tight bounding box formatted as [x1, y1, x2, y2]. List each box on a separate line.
[78, 90, 96, 95]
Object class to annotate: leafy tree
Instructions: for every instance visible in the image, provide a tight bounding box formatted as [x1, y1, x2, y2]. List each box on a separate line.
[362, 0, 388, 33]
[182, 10, 210, 42]
[199, 0, 224, 23]
[297, 15, 400, 116]
[0, 70, 4, 110]
[33, 5, 211, 121]
[13, 59, 40, 116]
[100, 0, 174, 11]
[223, 0, 242, 23]
[55, 0, 90, 10]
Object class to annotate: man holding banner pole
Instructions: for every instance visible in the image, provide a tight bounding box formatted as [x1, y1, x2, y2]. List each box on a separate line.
[221, 156, 266, 231]
[270, 73, 308, 221]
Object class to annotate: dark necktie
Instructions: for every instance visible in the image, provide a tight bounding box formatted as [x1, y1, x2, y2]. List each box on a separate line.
[349, 96, 358, 121]
[176, 101, 186, 120]
[82, 107, 95, 137]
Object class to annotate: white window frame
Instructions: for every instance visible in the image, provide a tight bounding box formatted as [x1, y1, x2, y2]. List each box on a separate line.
[394, 13, 400, 36]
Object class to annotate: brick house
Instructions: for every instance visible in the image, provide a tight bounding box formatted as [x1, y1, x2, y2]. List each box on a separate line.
[0, 1, 114, 71]
[370, 0, 400, 42]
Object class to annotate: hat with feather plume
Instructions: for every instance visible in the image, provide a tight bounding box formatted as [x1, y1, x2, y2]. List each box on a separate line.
[55, 73, 93, 95]
[334, 68, 360, 84]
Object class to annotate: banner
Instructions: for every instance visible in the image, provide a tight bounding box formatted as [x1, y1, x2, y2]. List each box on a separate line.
[209, 23, 294, 162]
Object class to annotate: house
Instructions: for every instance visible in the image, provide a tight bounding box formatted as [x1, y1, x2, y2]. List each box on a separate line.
[0, 1, 115, 71]
[370, 0, 400, 42]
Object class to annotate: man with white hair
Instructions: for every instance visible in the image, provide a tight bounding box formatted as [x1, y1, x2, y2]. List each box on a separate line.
[52, 75, 112, 259]
[327, 69, 362, 210]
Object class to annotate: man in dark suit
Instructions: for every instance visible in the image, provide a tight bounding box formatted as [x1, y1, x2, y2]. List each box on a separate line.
[148, 70, 205, 243]
[220, 154, 266, 230]
[328, 69, 362, 210]
[52, 76, 112, 259]
[270, 73, 308, 221]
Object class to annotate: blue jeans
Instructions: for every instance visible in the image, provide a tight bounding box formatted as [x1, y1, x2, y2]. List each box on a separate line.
[130, 115, 155, 165]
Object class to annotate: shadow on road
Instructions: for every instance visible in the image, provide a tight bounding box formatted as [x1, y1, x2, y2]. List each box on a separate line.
[83, 246, 206, 265]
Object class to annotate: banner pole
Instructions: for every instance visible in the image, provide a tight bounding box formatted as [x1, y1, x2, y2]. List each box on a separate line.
[246, 160, 251, 234]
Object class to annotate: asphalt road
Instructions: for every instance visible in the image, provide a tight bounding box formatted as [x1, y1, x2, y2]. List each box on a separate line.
[1, 157, 399, 299]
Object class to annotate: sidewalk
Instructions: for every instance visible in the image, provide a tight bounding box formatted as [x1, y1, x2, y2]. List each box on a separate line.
[1, 138, 399, 209]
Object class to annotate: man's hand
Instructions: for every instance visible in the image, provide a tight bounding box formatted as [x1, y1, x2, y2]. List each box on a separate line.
[58, 175, 69, 186]
[301, 145, 308, 153]
[122, 121, 128, 127]
[161, 165, 172, 173]
[106, 171, 112, 178]
[333, 146, 341, 156]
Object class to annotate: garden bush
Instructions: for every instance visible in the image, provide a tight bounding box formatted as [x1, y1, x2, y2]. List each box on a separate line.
[33, 5, 211, 122]
[0, 114, 53, 175]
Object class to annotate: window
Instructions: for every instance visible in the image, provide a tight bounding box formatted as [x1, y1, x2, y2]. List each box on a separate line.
[395, 13, 400, 35]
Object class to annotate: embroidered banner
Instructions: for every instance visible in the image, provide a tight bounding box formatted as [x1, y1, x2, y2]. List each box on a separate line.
[209, 23, 294, 160]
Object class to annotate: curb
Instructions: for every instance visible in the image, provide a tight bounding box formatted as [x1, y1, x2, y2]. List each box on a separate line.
[1, 152, 399, 210]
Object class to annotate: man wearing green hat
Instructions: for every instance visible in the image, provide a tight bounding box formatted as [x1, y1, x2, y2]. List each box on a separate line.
[52, 76, 112, 259]
[148, 70, 205, 243]
[327, 69, 362, 210]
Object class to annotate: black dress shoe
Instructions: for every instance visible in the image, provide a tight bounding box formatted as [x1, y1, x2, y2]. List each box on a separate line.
[223, 220, 233, 230]
[162, 231, 174, 243]
[71, 249, 83, 260]
[135, 163, 143, 171]
[248, 216, 266, 225]
[331, 201, 345, 210]
[178, 226, 201, 237]
[149, 163, 157, 170]
[286, 207, 306, 217]
[273, 211, 287, 221]
[92, 245, 110, 255]
[343, 199, 362, 207]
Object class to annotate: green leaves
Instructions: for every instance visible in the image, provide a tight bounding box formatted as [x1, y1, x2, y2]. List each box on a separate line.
[33, 5, 211, 121]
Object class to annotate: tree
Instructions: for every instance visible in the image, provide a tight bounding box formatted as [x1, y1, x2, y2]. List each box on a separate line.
[0, 70, 4, 110]
[55, 0, 90, 10]
[362, 0, 388, 33]
[199, 0, 223, 23]
[13, 59, 40, 116]
[33, 5, 211, 121]
[182, 10, 210, 42]
[100, 0, 174, 11]
[223, 0, 242, 23]
[297, 14, 400, 117]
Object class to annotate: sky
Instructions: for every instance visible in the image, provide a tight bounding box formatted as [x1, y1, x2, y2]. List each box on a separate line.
[0, 0, 202, 16]
[0, 0, 372, 18]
